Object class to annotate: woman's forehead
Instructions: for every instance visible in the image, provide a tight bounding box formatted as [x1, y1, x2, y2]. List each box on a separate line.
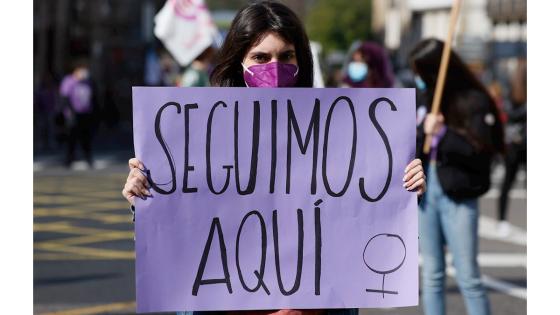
[248, 32, 294, 53]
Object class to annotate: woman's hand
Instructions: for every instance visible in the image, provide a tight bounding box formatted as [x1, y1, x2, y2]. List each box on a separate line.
[423, 113, 445, 135]
[122, 158, 151, 206]
[404, 158, 426, 195]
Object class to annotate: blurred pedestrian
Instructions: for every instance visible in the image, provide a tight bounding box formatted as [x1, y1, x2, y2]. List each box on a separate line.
[179, 46, 215, 87]
[341, 41, 395, 88]
[410, 38, 505, 315]
[160, 51, 181, 86]
[34, 73, 58, 151]
[59, 57, 95, 168]
[123, 1, 426, 315]
[497, 58, 527, 236]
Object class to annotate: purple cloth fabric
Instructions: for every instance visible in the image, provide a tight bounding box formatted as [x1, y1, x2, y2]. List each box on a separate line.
[429, 125, 447, 161]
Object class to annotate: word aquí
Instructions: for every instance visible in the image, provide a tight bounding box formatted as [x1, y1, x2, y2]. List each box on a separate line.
[148, 96, 397, 202]
[193, 199, 324, 297]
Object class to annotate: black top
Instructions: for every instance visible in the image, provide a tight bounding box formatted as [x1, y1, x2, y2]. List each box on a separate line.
[416, 90, 501, 201]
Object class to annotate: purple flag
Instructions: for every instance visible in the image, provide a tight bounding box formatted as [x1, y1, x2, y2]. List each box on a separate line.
[133, 87, 418, 313]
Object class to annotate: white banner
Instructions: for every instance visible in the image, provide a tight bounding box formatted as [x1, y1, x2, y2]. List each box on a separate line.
[154, 0, 219, 66]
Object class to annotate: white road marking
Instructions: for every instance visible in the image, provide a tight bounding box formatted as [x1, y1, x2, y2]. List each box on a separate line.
[482, 187, 526, 199]
[420, 253, 526, 268]
[447, 267, 527, 300]
[478, 215, 527, 246]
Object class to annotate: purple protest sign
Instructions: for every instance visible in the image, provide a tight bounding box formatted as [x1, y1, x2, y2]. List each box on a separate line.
[133, 87, 418, 313]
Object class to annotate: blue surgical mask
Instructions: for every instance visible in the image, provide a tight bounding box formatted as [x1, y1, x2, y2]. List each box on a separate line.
[348, 61, 368, 82]
[414, 75, 426, 91]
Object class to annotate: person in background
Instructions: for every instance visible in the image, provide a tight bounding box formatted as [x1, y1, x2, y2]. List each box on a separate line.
[497, 57, 527, 236]
[34, 72, 58, 151]
[179, 46, 215, 87]
[59, 57, 95, 168]
[160, 51, 181, 86]
[341, 41, 395, 88]
[123, 2, 426, 315]
[487, 80, 508, 125]
[410, 38, 505, 315]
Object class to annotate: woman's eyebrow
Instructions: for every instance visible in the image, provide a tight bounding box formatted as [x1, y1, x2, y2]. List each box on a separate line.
[279, 49, 295, 54]
[248, 51, 271, 56]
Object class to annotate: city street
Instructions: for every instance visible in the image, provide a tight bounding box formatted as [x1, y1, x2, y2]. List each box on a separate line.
[33, 155, 527, 315]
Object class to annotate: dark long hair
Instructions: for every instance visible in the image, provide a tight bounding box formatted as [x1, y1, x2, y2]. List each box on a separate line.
[409, 38, 504, 153]
[210, 1, 313, 87]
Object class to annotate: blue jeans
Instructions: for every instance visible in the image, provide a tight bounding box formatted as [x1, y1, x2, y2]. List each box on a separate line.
[419, 165, 490, 315]
[178, 310, 358, 315]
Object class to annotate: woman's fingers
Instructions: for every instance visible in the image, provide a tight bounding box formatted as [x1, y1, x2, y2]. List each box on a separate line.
[122, 183, 142, 206]
[403, 164, 423, 182]
[122, 188, 135, 206]
[404, 170, 425, 190]
[122, 177, 151, 206]
[404, 158, 422, 174]
[132, 168, 150, 189]
[128, 158, 145, 171]
[131, 177, 151, 196]
[403, 158, 426, 195]
[123, 158, 151, 206]
[126, 167, 150, 188]
[408, 176, 426, 194]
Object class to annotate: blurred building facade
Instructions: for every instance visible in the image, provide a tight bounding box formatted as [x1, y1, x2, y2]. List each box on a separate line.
[33, 0, 314, 130]
[34, 0, 169, 137]
[34, 0, 526, 152]
[372, 0, 526, 81]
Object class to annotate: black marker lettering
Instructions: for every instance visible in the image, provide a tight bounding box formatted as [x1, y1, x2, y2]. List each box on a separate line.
[286, 99, 320, 194]
[149, 102, 179, 194]
[322, 96, 357, 197]
[206, 101, 233, 194]
[314, 199, 323, 295]
[234, 101, 260, 195]
[269, 100, 277, 193]
[359, 97, 396, 202]
[183, 103, 198, 193]
[273, 208, 304, 295]
[192, 218, 232, 295]
[236, 210, 270, 295]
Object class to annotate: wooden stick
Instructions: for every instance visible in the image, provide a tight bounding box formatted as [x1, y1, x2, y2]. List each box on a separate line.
[422, 0, 463, 154]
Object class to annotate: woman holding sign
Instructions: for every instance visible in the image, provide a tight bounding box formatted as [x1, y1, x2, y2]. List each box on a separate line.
[124, 1, 426, 314]
[410, 38, 504, 315]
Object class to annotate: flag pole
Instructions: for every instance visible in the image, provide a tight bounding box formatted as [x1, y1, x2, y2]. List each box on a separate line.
[422, 0, 463, 154]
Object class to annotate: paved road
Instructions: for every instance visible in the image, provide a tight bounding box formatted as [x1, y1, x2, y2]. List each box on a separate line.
[33, 156, 526, 315]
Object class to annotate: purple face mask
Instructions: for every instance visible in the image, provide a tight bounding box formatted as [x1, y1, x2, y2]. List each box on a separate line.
[242, 62, 299, 87]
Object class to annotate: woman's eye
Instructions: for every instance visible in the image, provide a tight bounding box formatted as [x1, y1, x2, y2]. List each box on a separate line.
[280, 52, 295, 61]
[253, 55, 269, 63]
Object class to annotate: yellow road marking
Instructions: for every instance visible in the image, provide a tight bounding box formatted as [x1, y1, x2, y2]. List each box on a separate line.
[34, 209, 131, 223]
[34, 222, 132, 236]
[35, 243, 135, 259]
[38, 232, 132, 247]
[34, 252, 133, 260]
[34, 173, 136, 261]
[41, 301, 136, 315]
[34, 194, 106, 205]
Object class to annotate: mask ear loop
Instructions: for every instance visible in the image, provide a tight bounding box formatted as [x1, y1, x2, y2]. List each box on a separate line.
[241, 63, 254, 87]
[241, 63, 254, 76]
[294, 65, 299, 77]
